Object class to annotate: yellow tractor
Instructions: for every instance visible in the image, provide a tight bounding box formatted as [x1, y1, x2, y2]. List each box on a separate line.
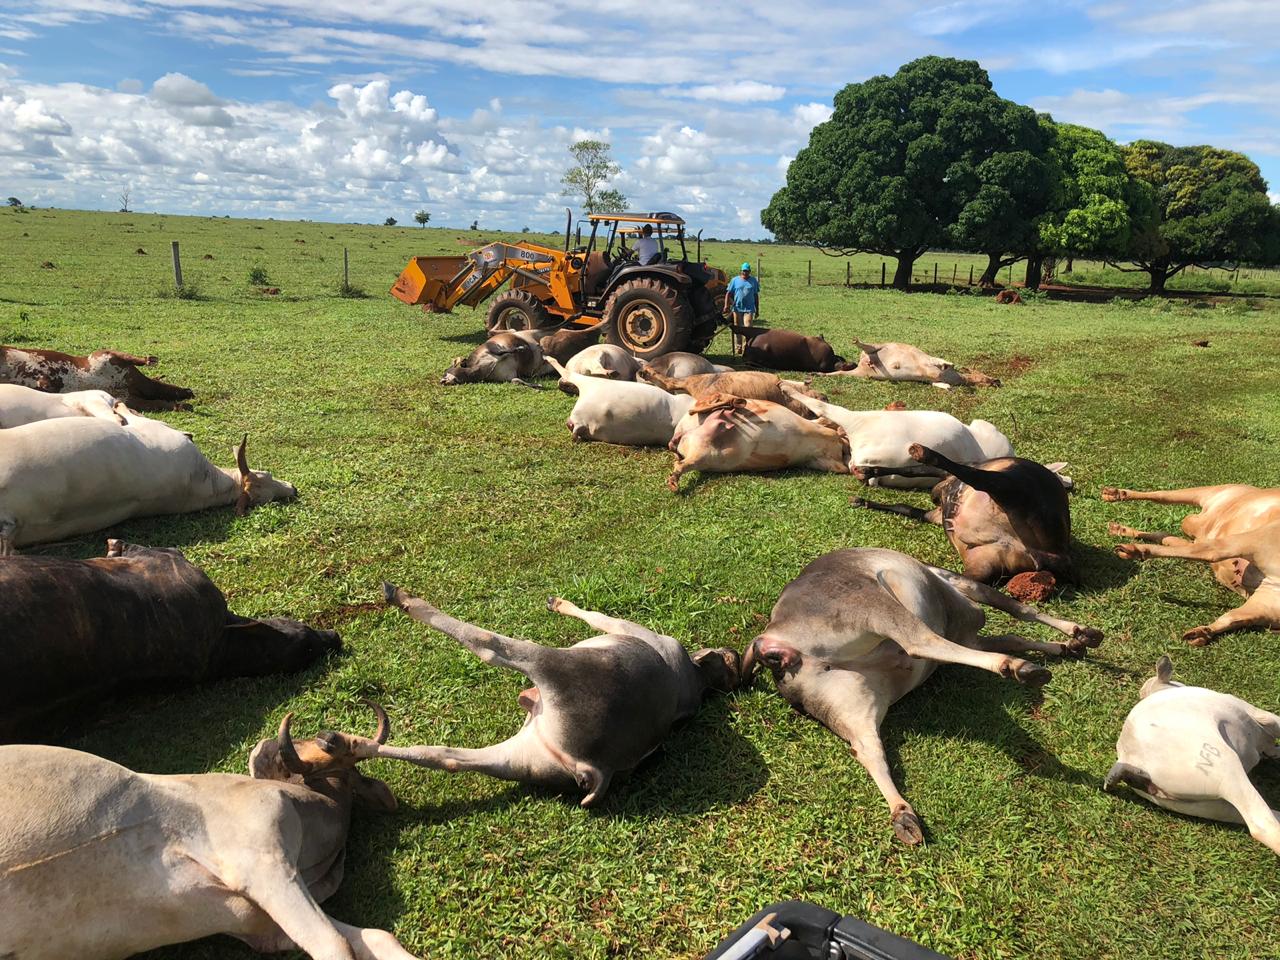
[390, 211, 730, 360]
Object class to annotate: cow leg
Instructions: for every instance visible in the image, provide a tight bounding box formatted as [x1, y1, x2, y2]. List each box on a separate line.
[328, 919, 420, 959]
[972, 633, 1074, 658]
[1216, 761, 1280, 854]
[376, 728, 576, 793]
[546, 596, 662, 644]
[92, 349, 157, 366]
[1181, 596, 1276, 646]
[238, 863, 357, 960]
[850, 496, 941, 525]
[382, 583, 549, 674]
[0, 518, 15, 556]
[929, 565, 1103, 648]
[1099, 485, 1225, 506]
[801, 669, 923, 844]
[1107, 522, 1189, 545]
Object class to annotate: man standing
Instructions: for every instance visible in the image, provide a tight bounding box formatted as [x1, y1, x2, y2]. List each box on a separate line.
[724, 261, 759, 355]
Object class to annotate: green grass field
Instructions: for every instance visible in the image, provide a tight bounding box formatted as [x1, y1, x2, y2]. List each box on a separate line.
[3, 207, 1279, 960]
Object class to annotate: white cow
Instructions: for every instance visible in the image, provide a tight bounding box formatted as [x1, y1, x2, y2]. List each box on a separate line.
[0, 416, 295, 552]
[1106, 656, 1280, 855]
[0, 705, 420, 959]
[789, 393, 1014, 488]
[821, 340, 1000, 389]
[565, 343, 642, 381]
[0, 383, 129, 428]
[548, 357, 694, 446]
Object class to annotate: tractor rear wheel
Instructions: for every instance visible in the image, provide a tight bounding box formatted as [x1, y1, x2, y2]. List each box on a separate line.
[486, 290, 551, 332]
[603, 278, 692, 360]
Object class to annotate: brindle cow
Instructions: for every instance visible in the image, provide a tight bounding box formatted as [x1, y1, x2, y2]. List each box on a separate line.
[854, 444, 1073, 587]
[0, 346, 194, 410]
[1105, 483, 1280, 644]
[1, 540, 339, 742]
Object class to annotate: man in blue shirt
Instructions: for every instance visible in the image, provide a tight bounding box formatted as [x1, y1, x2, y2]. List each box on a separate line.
[724, 262, 759, 355]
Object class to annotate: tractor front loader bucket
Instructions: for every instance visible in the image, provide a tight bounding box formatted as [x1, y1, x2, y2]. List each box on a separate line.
[390, 256, 469, 311]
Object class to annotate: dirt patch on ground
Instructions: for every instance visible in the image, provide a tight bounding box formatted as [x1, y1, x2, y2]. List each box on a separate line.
[313, 601, 382, 629]
[966, 352, 1035, 383]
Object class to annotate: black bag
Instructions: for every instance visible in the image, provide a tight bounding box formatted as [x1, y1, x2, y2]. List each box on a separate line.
[703, 900, 950, 960]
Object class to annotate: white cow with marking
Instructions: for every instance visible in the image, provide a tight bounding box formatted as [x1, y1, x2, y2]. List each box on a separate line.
[789, 393, 1013, 488]
[0, 383, 131, 428]
[0, 416, 295, 552]
[564, 344, 642, 381]
[1106, 656, 1280, 855]
[548, 357, 693, 446]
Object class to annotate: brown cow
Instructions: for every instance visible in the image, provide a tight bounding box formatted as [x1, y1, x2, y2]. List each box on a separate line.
[537, 319, 609, 364]
[854, 444, 1073, 590]
[0, 346, 194, 410]
[638, 367, 822, 418]
[1104, 483, 1280, 645]
[441, 332, 554, 386]
[736, 327, 846, 373]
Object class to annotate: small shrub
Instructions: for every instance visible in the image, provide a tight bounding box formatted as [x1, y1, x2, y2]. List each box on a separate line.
[157, 281, 202, 300]
[247, 265, 270, 285]
[337, 279, 367, 299]
[1018, 287, 1050, 304]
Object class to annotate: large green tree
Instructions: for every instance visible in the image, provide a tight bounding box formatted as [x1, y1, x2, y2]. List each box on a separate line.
[1116, 141, 1274, 292]
[762, 56, 1049, 289]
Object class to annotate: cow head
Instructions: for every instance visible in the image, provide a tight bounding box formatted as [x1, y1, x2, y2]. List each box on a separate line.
[440, 355, 474, 386]
[232, 435, 298, 516]
[691, 647, 742, 693]
[249, 700, 396, 811]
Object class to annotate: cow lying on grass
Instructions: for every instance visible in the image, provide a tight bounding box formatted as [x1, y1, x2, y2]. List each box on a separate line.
[743, 548, 1102, 844]
[0, 703, 419, 959]
[789, 393, 1013, 488]
[1106, 657, 1280, 856]
[639, 368, 822, 418]
[0, 383, 129, 427]
[641, 352, 733, 379]
[822, 340, 1000, 388]
[549, 356, 693, 446]
[537, 319, 608, 364]
[0, 345, 194, 410]
[380, 584, 740, 806]
[1103, 483, 1280, 644]
[666, 395, 849, 493]
[853, 444, 1073, 589]
[441, 331, 555, 386]
[566, 343, 642, 380]
[736, 327, 846, 372]
[0, 418, 296, 552]
[1, 540, 340, 742]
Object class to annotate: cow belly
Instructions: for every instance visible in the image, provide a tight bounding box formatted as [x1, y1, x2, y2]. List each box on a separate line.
[573, 399, 677, 446]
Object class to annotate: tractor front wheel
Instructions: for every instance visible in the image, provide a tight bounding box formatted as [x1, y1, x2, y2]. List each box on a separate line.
[486, 290, 551, 332]
[603, 278, 692, 360]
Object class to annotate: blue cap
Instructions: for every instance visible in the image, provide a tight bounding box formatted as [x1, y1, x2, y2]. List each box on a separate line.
[741, 262, 751, 271]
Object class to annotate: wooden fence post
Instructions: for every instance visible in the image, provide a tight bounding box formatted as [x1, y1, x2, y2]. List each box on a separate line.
[933, 262, 938, 285]
[968, 265, 973, 285]
[846, 261, 850, 287]
[807, 260, 812, 286]
[1007, 264, 1012, 284]
[170, 241, 183, 289]
[343, 247, 349, 289]
[952, 264, 957, 284]
[880, 262, 886, 288]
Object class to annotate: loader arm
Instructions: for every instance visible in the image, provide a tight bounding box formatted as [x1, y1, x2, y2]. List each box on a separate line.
[391, 242, 580, 317]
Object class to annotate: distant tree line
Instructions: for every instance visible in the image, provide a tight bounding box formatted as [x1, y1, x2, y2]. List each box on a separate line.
[764, 56, 1280, 292]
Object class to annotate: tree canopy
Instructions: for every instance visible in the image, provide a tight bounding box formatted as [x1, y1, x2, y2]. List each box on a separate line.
[414, 210, 430, 227]
[762, 56, 1051, 288]
[562, 140, 627, 215]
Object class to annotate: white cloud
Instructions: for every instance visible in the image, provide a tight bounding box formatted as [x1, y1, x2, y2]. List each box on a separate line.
[660, 81, 786, 103]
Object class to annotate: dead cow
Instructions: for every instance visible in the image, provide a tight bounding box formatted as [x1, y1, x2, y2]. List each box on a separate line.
[666, 394, 849, 493]
[639, 367, 822, 418]
[565, 343, 642, 381]
[1106, 656, 1280, 856]
[441, 331, 554, 386]
[0, 417, 296, 552]
[537, 319, 609, 364]
[823, 340, 1000, 388]
[1, 540, 340, 742]
[743, 548, 1102, 844]
[0, 704, 419, 959]
[641, 352, 734, 379]
[738, 327, 846, 373]
[0, 345, 193, 410]
[1103, 483, 1280, 645]
[0, 383, 128, 428]
[790, 393, 1013, 488]
[550, 356, 693, 446]
[378, 585, 740, 806]
[853, 444, 1073, 588]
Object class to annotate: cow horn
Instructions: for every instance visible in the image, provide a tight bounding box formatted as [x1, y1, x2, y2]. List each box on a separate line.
[364, 699, 390, 744]
[234, 434, 253, 517]
[741, 636, 760, 684]
[235, 434, 251, 477]
[276, 712, 311, 775]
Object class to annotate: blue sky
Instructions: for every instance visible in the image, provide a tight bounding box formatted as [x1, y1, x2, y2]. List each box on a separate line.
[2, 0, 1277, 237]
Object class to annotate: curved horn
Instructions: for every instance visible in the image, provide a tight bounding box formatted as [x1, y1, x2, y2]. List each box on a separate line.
[235, 434, 250, 477]
[741, 636, 760, 684]
[233, 434, 253, 517]
[363, 699, 390, 744]
[276, 712, 311, 775]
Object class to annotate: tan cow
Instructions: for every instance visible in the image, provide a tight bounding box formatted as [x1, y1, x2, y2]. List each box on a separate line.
[1104, 483, 1280, 644]
[666, 394, 849, 492]
[0, 704, 419, 959]
[821, 340, 999, 389]
[638, 368, 822, 418]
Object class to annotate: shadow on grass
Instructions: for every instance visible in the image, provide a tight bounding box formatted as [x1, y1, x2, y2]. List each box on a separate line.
[438, 329, 490, 345]
[1069, 539, 1139, 595]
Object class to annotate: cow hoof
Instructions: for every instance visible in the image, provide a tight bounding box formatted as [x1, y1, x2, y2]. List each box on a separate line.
[1107, 521, 1134, 538]
[1183, 626, 1215, 647]
[892, 807, 925, 845]
[546, 596, 562, 613]
[1013, 661, 1052, 686]
[906, 443, 927, 463]
[1113, 544, 1142, 560]
[1062, 641, 1088, 660]
[1073, 625, 1104, 648]
[1100, 486, 1126, 502]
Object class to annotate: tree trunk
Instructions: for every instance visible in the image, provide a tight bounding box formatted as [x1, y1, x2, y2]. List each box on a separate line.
[891, 254, 915, 290]
[1147, 258, 1171, 293]
[1024, 254, 1044, 290]
[1065, 257, 1073, 273]
[978, 252, 1002, 287]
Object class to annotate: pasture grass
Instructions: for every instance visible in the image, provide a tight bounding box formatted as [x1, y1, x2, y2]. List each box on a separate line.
[2, 207, 1279, 960]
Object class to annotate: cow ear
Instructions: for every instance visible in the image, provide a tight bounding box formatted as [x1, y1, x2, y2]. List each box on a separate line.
[248, 739, 288, 781]
[1154, 655, 1173, 684]
[352, 772, 397, 812]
